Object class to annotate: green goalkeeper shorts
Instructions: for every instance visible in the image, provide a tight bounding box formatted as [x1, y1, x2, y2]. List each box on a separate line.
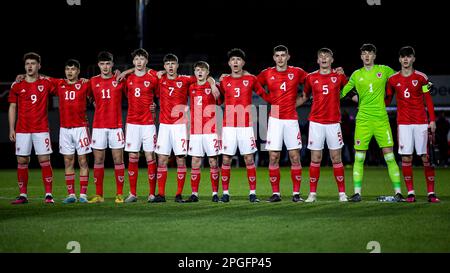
[354, 118, 394, 150]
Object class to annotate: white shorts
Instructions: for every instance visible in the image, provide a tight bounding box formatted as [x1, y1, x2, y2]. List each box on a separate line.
[188, 133, 220, 157]
[125, 123, 157, 152]
[155, 123, 188, 156]
[398, 124, 428, 155]
[59, 127, 92, 155]
[265, 117, 302, 151]
[307, 121, 344, 150]
[91, 128, 125, 150]
[221, 127, 257, 155]
[15, 132, 53, 156]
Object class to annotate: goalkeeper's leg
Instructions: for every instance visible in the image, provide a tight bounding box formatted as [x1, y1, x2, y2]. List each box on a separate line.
[382, 147, 402, 194]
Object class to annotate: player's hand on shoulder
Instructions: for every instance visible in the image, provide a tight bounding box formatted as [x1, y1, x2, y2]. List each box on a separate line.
[219, 73, 229, 81]
[150, 102, 156, 113]
[114, 69, 124, 82]
[80, 78, 89, 84]
[242, 70, 251, 76]
[156, 70, 166, 79]
[212, 87, 220, 100]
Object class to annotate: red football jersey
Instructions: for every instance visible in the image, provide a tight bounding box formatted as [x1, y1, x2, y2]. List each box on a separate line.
[189, 82, 220, 134]
[125, 71, 158, 125]
[50, 78, 90, 128]
[303, 71, 347, 124]
[89, 75, 125, 128]
[220, 74, 268, 127]
[157, 74, 195, 124]
[8, 76, 55, 133]
[257, 66, 307, 119]
[387, 70, 435, 125]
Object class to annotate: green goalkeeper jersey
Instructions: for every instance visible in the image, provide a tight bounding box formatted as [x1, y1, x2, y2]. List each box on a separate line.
[341, 64, 395, 121]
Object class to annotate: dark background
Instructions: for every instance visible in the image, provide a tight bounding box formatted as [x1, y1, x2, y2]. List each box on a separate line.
[0, 0, 448, 79]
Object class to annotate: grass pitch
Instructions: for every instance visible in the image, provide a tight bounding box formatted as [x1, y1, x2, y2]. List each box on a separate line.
[0, 167, 449, 253]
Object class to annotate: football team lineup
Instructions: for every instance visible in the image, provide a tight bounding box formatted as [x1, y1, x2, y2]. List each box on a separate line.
[6, 44, 440, 206]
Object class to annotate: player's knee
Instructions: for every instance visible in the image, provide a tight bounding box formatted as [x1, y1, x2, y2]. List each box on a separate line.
[176, 156, 186, 167]
[64, 156, 74, 168]
[191, 157, 202, 168]
[78, 156, 88, 169]
[401, 155, 413, 163]
[311, 153, 322, 163]
[17, 156, 29, 165]
[421, 154, 429, 164]
[38, 155, 50, 163]
[243, 155, 254, 165]
[269, 153, 280, 165]
[289, 150, 300, 164]
[330, 153, 341, 164]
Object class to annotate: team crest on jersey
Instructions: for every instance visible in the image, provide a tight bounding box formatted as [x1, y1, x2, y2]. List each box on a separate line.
[176, 81, 183, 88]
[314, 80, 319, 84]
[288, 73, 294, 80]
[270, 76, 275, 80]
[412, 80, 418, 86]
[75, 83, 81, 90]
[112, 81, 118, 87]
[377, 72, 382, 78]
[243, 80, 249, 86]
[205, 88, 211, 95]
[144, 81, 150, 87]
[37, 85, 44, 92]
[331, 77, 337, 83]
